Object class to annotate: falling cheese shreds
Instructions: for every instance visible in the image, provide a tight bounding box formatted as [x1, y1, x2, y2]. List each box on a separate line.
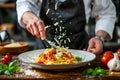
[67, 38, 71, 42]
[54, 22, 59, 26]
[55, 2, 58, 10]
[45, 25, 50, 29]
[46, 8, 50, 15]
[24, 70, 38, 76]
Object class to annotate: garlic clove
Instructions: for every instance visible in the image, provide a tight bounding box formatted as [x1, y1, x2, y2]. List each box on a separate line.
[107, 53, 120, 71]
[116, 60, 120, 70]
[107, 58, 116, 71]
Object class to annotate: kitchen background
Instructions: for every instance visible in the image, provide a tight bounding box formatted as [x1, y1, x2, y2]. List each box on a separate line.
[0, 0, 120, 52]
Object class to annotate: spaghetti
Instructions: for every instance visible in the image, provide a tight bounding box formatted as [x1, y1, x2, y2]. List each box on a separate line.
[35, 47, 82, 64]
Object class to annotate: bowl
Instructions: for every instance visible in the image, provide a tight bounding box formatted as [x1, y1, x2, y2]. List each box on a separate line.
[0, 42, 29, 55]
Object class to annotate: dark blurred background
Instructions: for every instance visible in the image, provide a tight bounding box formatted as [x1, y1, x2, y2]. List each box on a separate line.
[0, 0, 120, 52]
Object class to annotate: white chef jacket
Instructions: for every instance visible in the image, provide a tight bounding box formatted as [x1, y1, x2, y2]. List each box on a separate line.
[16, 0, 116, 39]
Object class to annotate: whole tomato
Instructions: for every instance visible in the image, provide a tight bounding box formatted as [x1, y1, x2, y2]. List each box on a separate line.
[4, 54, 12, 61]
[1, 57, 8, 64]
[116, 49, 120, 59]
[101, 51, 113, 67]
[1, 54, 12, 64]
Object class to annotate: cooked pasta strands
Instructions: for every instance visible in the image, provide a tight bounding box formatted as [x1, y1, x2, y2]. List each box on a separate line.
[35, 47, 82, 64]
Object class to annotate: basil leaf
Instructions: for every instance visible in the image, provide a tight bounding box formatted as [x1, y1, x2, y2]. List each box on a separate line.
[92, 68, 106, 76]
[0, 64, 8, 70]
[75, 56, 82, 61]
[83, 67, 106, 77]
[9, 60, 17, 67]
[4, 70, 12, 76]
[0, 70, 4, 74]
[83, 68, 94, 75]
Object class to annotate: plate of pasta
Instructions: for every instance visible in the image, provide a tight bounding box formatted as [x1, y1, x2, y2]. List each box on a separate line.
[18, 47, 96, 70]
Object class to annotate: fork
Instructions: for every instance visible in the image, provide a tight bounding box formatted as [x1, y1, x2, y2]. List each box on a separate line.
[43, 39, 57, 49]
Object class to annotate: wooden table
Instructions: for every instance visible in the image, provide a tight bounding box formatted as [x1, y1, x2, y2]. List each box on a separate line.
[0, 55, 120, 80]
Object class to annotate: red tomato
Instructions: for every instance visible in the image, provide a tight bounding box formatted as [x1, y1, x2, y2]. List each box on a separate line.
[101, 51, 113, 67]
[63, 53, 71, 59]
[116, 49, 120, 59]
[48, 48, 56, 55]
[1, 57, 8, 64]
[4, 54, 12, 61]
[1, 54, 12, 64]
[102, 51, 113, 57]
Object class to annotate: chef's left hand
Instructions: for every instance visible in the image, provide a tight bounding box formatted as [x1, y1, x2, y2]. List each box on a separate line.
[87, 37, 103, 54]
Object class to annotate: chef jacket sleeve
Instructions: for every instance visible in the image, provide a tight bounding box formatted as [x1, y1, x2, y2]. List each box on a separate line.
[91, 0, 116, 39]
[16, 0, 42, 28]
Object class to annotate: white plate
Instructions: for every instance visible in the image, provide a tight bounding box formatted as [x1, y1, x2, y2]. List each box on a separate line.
[18, 49, 96, 70]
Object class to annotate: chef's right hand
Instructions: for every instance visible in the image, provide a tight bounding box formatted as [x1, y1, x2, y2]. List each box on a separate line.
[22, 12, 46, 40]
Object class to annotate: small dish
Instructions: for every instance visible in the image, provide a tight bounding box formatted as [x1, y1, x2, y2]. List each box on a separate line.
[0, 42, 29, 55]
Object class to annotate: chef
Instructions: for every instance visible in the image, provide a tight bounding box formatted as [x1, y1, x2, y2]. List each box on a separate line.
[16, 0, 116, 54]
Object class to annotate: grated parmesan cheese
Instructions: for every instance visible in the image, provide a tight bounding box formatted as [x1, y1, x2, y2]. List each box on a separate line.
[4, 42, 22, 47]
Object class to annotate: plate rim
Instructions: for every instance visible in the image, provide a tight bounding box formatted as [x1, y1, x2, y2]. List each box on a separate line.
[18, 49, 96, 69]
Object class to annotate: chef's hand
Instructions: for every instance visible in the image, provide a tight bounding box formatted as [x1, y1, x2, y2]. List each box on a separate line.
[22, 11, 46, 40]
[87, 37, 103, 54]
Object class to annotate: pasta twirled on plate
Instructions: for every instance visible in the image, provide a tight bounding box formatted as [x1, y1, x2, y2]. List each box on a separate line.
[35, 47, 82, 64]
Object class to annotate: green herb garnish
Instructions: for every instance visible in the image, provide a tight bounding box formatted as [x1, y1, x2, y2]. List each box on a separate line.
[83, 66, 106, 77]
[0, 60, 20, 76]
[75, 56, 82, 61]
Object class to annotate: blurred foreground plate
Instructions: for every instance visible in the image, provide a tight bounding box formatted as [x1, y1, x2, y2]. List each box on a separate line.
[18, 49, 96, 70]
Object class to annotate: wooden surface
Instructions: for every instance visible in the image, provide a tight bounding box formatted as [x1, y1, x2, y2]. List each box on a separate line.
[0, 55, 120, 80]
[0, 3, 15, 8]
